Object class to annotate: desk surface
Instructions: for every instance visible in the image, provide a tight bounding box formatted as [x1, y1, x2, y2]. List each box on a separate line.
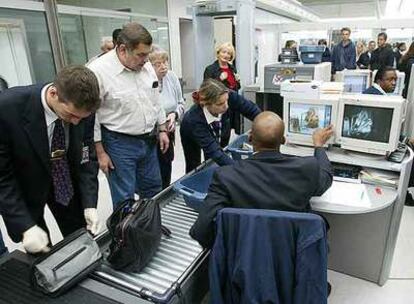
[280, 144, 411, 214]
[281, 144, 408, 172]
[310, 181, 397, 214]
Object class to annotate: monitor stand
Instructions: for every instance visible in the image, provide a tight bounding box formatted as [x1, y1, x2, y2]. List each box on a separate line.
[343, 150, 387, 161]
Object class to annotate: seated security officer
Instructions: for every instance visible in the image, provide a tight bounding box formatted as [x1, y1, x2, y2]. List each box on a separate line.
[190, 111, 334, 249]
[363, 66, 397, 95]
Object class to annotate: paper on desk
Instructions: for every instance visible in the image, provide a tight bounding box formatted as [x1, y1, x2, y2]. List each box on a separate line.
[317, 182, 371, 208]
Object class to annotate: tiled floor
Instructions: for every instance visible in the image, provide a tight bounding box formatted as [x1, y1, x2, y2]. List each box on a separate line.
[1, 121, 414, 303]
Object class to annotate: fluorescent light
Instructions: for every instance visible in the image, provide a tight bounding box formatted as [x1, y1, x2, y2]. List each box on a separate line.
[385, 0, 414, 17]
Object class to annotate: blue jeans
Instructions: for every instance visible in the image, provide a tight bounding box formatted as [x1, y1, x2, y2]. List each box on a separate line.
[102, 129, 162, 207]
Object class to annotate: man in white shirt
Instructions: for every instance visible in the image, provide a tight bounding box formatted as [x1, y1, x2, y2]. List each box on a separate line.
[87, 22, 169, 207]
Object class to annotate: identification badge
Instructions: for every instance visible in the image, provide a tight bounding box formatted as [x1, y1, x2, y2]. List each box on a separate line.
[81, 145, 89, 164]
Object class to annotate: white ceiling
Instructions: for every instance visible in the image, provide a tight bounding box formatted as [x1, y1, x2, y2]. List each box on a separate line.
[297, 0, 387, 19]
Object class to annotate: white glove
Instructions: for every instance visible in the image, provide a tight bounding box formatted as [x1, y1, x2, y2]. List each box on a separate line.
[22, 225, 50, 254]
[84, 208, 101, 235]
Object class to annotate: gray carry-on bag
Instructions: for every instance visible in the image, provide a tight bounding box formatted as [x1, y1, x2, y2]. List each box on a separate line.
[31, 228, 102, 296]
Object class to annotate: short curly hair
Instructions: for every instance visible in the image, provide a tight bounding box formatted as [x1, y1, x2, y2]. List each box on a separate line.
[215, 42, 235, 62]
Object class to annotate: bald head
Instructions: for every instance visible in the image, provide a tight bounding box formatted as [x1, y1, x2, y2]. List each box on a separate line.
[250, 111, 285, 151]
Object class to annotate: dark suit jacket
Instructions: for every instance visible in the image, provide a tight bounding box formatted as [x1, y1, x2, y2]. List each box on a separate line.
[190, 148, 333, 248]
[370, 46, 394, 70]
[203, 60, 241, 91]
[180, 91, 260, 168]
[0, 84, 99, 242]
[357, 51, 371, 69]
[363, 86, 384, 95]
[401, 56, 414, 98]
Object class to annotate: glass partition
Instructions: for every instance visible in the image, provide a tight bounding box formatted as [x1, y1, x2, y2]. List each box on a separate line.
[57, 0, 168, 17]
[0, 8, 55, 85]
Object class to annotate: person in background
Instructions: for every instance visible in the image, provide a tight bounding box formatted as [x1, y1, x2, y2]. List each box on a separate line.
[394, 42, 407, 71]
[318, 39, 331, 62]
[370, 32, 394, 71]
[180, 79, 260, 173]
[0, 76, 7, 92]
[0, 76, 8, 256]
[204, 42, 242, 134]
[363, 66, 397, 95]
[0, 66, 101, 254]
[149, 45, 185, 189]
[356, 41, 366, 64]
[100, 37, 114, 54]
[87, 36, 116, 64]
[399, 41, 414, 99]
[278, 40, 299, 62]
[87, 22, 169, 207]
[331, 27, 356, 74]
[112, 28, 122, 46]
[357, 40, 375, 69]
[190, 111, 334, 249]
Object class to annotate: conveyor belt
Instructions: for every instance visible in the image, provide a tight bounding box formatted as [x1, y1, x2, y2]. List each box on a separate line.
[93, 194, 204, 303]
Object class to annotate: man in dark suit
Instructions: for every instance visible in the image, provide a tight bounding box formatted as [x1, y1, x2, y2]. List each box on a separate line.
[0, 65, 101, 254]
[190, 111, 334, 249]
[363, 66, 397, 95]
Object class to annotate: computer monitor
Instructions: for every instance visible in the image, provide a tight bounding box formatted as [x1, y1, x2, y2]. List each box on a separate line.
[335, 70, 372, 93]
[372, 70, 405, 96]
[336, 95, 405, 155]
[283, 95, 339, 146]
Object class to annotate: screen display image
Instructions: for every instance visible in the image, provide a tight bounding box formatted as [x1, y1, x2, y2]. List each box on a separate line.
[342, 105, 393, 143]
[288, 103, 332, 135]
[343, 75, 368, 93]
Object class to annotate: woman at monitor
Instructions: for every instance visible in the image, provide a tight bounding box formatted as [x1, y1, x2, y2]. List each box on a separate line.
[180, 79, 261, 173]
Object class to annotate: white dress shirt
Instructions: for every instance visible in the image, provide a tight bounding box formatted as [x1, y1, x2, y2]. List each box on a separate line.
[41, 84, 69, 151]
[203, 106, 222, 124]
[373, 83, 387, 95]
[87, 49, 166, 141]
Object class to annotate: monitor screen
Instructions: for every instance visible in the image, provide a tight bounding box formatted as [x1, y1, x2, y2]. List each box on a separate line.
[341, 105, 393, 143]
[343, 75, 368, 93]
[288, 102, 332, 135]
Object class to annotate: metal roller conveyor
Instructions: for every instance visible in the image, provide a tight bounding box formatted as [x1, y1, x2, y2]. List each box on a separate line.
[92, 192, 206, 303]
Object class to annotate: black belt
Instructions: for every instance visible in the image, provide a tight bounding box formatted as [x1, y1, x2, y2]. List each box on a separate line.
[102, 126, 157, 140]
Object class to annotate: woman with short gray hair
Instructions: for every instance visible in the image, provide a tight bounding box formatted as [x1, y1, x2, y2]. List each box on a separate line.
[149, 45, 185, 188]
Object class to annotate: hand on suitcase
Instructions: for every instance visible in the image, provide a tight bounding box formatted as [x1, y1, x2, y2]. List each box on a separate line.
[84, 208, 101, 235]
[22, 225, 50, 253]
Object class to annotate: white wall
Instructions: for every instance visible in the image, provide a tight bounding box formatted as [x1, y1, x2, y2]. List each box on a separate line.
[167, 0, 192, 78]
[214, 18, 233, 47]
[179, 19, 195, 91]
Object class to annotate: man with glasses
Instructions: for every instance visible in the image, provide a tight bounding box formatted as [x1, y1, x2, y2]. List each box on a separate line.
[0, 66, 101, 253]
[87, 22, 169, 207]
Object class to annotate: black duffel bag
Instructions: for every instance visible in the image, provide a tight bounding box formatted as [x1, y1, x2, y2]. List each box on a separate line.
[106, 198, 171, 272]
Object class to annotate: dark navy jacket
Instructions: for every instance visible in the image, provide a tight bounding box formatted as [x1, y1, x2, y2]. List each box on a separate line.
[180, 91, 260, 171]
[190, 148, 332, 248]
[331, 41, 356, 73]
[209, 208, 328, 304]
[363, 86, 384, 95]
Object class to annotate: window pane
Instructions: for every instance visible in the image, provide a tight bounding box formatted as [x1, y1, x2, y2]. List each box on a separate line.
[59, 13, 88, 64]
[57, 0, 167, 17]
[81, 15, 128, 60]
[0, 8, 55, 86]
